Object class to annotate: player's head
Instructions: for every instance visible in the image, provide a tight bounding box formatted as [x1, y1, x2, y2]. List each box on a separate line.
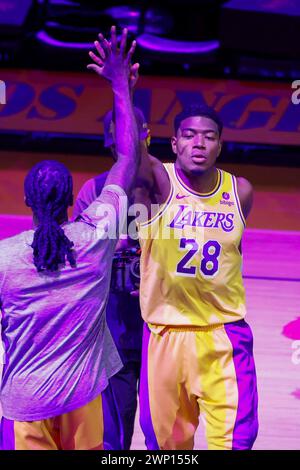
[103, 106, 150, 160]
[24, 160, 76, 272]
[172, 104, 223, 175]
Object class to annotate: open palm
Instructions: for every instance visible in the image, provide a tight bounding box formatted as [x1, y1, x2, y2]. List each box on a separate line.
[87, 26, 136, 84]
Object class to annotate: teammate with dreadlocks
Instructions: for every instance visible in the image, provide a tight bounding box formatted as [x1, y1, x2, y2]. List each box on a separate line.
[0, 26, 140, 450]
[24, 160, 76, 272]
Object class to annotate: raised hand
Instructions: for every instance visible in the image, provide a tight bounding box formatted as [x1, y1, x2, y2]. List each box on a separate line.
[87, 26, 136, 85]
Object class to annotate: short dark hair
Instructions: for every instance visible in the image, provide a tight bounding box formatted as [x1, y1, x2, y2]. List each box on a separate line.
[174, 104, 223, 137]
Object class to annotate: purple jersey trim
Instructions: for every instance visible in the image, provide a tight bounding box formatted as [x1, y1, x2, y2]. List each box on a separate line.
[224, 320, 258, 450]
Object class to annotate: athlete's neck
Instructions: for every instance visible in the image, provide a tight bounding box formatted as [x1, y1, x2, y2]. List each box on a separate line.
[175, 165, 219, 194]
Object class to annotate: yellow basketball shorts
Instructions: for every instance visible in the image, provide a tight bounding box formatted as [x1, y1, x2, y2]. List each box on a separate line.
[139, 320, 258, 450]
[0, 395, 103, 450]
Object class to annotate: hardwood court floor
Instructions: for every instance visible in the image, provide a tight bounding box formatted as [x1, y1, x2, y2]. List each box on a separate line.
[131, 229, 300, 450]
[0, 219, 299, 450]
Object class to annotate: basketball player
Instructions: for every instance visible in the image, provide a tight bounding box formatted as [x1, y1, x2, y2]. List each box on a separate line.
[135, 104, 259, 450]
[0, 26, 140, 450]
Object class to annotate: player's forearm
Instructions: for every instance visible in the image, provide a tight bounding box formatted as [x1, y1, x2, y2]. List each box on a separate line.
[112, 77, 140, 184]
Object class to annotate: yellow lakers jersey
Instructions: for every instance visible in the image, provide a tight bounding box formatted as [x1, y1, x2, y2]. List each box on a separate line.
[138, 163, 247, 329]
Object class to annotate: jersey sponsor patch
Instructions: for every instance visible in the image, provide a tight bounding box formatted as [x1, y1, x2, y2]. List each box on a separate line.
[220, 191, 235, 207]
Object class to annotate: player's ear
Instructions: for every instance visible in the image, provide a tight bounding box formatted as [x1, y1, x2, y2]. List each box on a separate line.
[171, 136, 177, 155]
[146, 128, 151, 147]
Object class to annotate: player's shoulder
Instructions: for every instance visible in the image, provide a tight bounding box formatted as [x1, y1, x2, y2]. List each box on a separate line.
[219, 168, 252, 190]
[235, 176, 253, 219]
[236, 176, 253, 197]
[0, 231, 31, 265]
[0, 231, 28, 247]
[150, 156, 171, 185]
